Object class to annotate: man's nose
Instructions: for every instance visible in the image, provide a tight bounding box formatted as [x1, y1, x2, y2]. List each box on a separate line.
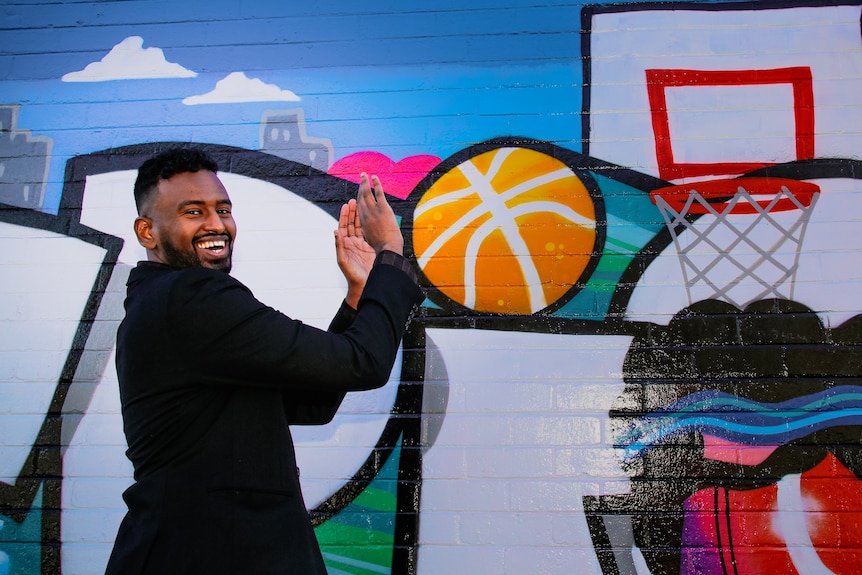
[203, 210, 226, 232]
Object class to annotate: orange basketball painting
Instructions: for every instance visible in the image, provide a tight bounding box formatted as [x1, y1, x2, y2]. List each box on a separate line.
[411, 143, 604, 315]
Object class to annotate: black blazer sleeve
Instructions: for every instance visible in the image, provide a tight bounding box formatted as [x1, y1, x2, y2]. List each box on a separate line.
[168, 261, 423, 395]
[283, 301, 356, 425]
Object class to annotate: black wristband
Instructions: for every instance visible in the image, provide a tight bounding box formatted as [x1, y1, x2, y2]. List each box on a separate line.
[374, 250, 418, 283]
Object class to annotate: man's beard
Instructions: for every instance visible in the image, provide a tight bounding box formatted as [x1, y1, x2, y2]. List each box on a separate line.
[162, 235, 232, 273]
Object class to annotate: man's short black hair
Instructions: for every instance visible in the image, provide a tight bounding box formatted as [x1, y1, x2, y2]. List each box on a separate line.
[134, 147, 219, 214]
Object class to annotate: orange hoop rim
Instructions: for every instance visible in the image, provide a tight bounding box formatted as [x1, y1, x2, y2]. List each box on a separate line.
[650, 177, 820, 215]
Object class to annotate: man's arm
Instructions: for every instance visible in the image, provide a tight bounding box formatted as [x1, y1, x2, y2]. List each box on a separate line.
[173, 172, 422, 395]
[285, 173, 418, 423]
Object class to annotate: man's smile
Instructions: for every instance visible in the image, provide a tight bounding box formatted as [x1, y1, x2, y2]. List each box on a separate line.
[196, 235, 230, 255]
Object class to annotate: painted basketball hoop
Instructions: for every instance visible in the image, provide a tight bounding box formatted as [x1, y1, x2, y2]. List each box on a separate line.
[650, 177, 820, 308]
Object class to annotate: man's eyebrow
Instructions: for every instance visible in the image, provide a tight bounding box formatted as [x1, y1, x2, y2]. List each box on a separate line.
[177, 199, 233, 208]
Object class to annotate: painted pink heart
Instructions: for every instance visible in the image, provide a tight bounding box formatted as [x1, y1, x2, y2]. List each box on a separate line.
[329, 151, 440, 200]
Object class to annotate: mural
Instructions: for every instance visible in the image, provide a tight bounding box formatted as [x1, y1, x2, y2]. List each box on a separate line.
[1, 0, 862, 574]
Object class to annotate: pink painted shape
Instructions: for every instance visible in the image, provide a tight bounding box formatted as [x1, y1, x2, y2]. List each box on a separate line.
[702, 434, 779, 466]
[329, 151, 440, 199]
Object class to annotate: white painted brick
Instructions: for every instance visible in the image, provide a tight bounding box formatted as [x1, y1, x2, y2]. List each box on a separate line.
[508, 479, 588, 512]
[464, 447, 556, 479]
[63, 444, 131, 477]
[510, 414, 603, 447]
[460, 511, 553, 546]
[503, 546, 604, 574]
[420, 477, 510, 512]
[415, 543, 505, 573]
[417, 446, 466, 478]
[61, 509, 123, 543]
[463, 381, 553, 413]
[61, 543, 113, 575]
[413, 510, 460, 545]
[553, 447, 630, 481]
[63, 477, 133, 509]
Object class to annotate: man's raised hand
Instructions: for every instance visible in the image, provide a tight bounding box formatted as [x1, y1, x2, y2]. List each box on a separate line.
[355, 173, 404, 255]
[334, 198, 375, 308]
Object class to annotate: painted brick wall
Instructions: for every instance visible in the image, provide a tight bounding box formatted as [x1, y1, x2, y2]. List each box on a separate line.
[2, 1, 862, 574]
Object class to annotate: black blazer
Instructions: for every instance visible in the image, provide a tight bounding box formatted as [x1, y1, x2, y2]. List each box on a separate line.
[106, 258, 423, 575]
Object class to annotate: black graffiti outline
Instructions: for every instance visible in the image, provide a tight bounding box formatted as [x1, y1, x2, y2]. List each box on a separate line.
[0, 202, 122, 572]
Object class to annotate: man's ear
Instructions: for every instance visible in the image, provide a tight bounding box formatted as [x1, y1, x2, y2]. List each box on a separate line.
[134, 217, 156, 249]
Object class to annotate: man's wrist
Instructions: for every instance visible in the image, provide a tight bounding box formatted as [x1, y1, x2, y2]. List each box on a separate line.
[345, 285, 363, 309]
[376, 240, 404, 254]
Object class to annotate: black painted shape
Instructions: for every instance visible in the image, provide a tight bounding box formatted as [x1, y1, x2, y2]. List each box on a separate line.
[743, 157, 862, 181]
[585, 298, 862, 575]
[59, 142, 362, 222]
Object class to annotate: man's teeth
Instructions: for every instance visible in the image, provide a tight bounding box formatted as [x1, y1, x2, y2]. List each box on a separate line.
[198, 240, 225, 249]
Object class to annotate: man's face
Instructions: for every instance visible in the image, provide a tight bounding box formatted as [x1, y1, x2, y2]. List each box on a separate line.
[139, 170, 237, 272]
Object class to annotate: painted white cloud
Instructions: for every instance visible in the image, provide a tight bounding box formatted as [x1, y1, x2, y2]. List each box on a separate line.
[62, 36, 197, 82]
[182, 72, 301, 105]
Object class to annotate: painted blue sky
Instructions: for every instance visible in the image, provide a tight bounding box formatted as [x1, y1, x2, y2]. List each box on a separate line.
[1, 0, 722, 211]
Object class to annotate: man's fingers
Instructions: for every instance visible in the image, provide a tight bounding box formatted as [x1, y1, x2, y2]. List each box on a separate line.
[370, 174, 381, 203]
[358, 172, 373, 200]
[358, 174, 390, 210]
[337, 199, 364, 238]
[356, 172, 403, 253]
[358, 173, 385, 208]
[352, 203, 363, 235]
[347, 200, 357, 236]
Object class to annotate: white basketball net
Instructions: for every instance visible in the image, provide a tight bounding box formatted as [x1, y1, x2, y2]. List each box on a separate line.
[653, 184, 819, 308]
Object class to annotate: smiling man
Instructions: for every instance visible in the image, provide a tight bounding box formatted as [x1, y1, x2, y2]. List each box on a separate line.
[106, 147, 424, 574]
[133, 154, 236, 272]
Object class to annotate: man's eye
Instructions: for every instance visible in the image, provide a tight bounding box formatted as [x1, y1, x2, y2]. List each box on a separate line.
[218, 209, 232, 215]
[186, 209, 202, 215]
